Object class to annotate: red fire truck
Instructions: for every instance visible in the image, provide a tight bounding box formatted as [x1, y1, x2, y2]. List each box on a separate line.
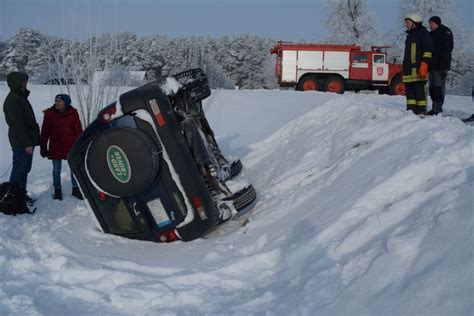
[270, 42, 405, 95]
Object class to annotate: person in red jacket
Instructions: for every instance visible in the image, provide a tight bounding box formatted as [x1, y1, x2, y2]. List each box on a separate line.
[40, 94, 83, 200]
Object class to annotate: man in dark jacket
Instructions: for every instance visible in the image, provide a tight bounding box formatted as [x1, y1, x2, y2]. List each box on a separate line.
[3, 72, 40, 193]
[427, 16, 454, 115]
[402, 13, 433, 116]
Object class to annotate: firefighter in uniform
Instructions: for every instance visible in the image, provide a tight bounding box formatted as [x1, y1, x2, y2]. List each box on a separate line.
[402, 13, 433, 115]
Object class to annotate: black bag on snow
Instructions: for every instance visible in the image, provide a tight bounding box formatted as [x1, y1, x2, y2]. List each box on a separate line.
[0, 182, 35, 216]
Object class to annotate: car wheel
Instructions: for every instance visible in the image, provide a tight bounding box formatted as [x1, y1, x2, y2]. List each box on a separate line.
[86, 127, 161, 197]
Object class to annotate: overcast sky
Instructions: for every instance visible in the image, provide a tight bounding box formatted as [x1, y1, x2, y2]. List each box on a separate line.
[1, 0, 472, 42]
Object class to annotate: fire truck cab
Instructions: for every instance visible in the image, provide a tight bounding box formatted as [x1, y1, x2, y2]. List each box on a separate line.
[271, 42, 405, 95]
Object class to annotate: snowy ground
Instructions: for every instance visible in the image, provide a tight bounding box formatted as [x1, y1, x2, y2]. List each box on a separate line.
[0, 83, 473, 315]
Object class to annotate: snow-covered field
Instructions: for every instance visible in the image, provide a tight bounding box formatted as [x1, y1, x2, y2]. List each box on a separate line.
[0, 83, 473, 315]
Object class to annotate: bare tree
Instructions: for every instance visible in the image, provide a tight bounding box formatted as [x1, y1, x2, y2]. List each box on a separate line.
[44, 34, 131, 126]
[324, 0, 378, 49]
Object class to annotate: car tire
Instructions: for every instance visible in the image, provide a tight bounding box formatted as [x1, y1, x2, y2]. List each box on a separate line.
[86, 127, 161, 197]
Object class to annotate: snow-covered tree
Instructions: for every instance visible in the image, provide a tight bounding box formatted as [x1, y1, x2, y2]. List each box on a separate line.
[324, 0, 378, 49]
[400, 0, 452, 21]
[41, 33, 133, 125]
[211, 34, 276, 89]
[0, 28, 45, 75]
[0, 40, 7, 64]
[140, 34, 168, 82]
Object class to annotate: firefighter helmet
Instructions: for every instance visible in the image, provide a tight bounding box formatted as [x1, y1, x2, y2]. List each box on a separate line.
[404, 13, 423, 23]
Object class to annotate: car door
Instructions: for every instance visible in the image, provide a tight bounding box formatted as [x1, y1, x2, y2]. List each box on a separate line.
[372, 54, 389, 81]
[350, 53, 370, 80]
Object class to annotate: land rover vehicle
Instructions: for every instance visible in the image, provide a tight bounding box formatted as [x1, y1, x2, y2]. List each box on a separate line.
[68, 69, 256, 242]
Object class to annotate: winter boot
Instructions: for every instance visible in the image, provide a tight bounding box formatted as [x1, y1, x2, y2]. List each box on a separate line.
[72, 187, 84, 200]
[427, 109, 442, 116]
[53, 188, 63, 201]
[462, 114, 474, 123]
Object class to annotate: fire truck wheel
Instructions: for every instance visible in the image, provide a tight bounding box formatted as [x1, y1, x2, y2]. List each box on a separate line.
[388, 75, 405, 96]
[297, 76, 320, 91]
[325, 76, 345, 94]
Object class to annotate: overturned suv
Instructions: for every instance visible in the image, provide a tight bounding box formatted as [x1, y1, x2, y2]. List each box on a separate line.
[68, 69, 256, 242]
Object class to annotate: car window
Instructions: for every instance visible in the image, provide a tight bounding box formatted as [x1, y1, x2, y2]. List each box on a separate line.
[373, 54, 385, 64]
[111, 199, 138, 233]
[353, 53, 368, 63]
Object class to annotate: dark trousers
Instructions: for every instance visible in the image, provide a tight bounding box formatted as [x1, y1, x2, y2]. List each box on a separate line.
[10, 147, 33, 189]
[405, 81, 428, 115]
[52, 159, 78, 189]
[429, 70, 447, 113]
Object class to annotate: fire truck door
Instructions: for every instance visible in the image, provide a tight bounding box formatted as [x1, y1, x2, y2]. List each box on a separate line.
[372, 54, 388, 81]
[350, 53, 370, 80]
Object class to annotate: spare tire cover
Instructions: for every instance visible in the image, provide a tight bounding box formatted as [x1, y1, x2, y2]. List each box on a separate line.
[86, 127, 160, 197]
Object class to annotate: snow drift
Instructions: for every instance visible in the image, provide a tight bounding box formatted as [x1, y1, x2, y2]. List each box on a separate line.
[0, 84, 473, 315]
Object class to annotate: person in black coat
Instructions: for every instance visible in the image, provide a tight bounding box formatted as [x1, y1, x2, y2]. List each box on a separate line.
[427, 16, 454, 115]
[3, 72, 40, 194]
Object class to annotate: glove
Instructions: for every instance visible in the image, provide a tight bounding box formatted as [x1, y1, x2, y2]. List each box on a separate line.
[40, 148, 49, 158]
[418, 61, 428, 79]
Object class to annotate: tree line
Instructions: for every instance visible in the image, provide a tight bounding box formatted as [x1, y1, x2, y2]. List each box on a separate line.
[0, 29, 278, 90]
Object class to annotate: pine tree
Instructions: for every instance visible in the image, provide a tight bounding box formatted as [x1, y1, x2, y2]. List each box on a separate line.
[0, 40, 7, 64]
[140, 34, 167, 81]
[0, 28, 45, 75]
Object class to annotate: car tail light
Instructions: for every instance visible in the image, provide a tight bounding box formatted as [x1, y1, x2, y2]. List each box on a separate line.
[99, 105, 117, 125]
[155, 112, 166, 127]
[149, 99, 166, 127]
[98, 191, 107, 200]
[192, 195, 208, 220]
[156, 229, 180, 242]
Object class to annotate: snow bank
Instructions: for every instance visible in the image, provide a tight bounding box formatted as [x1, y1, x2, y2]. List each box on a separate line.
[0, 85, 473, 315]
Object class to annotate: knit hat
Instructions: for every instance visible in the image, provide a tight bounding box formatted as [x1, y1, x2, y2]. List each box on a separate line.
[429, 16, 442, 26]
[55, 94, 71, 106]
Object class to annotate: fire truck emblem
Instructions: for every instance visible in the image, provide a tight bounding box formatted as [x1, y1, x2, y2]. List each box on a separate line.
[377, 67, 384, 76]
